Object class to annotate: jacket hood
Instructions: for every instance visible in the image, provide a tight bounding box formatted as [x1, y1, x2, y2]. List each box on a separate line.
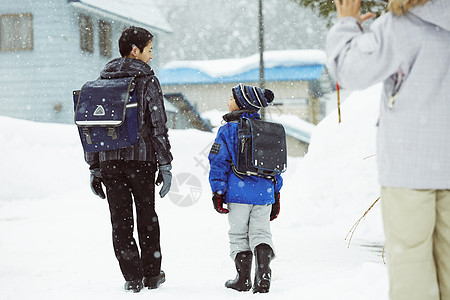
[409, 0, 450, 31]
[100, 58, 155, 79]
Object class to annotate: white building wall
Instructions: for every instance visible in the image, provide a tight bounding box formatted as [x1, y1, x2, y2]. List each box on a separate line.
[0, 0, 163, 124]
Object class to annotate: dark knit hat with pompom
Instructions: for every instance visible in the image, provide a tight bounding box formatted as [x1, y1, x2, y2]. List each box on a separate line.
[232, 83, 274, 111]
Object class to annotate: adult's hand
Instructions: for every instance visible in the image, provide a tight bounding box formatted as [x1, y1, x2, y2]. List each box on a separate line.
[334, 0, 374, 23]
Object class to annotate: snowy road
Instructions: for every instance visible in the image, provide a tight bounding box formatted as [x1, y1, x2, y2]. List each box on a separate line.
[0, 191, 387, 300]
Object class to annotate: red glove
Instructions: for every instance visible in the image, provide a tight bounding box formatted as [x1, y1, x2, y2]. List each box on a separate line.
[212, 192, 229, 214]
[270, 193, 280, 221]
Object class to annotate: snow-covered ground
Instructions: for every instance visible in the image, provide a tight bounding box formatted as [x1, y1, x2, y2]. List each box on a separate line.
[0, 84, 388, 299]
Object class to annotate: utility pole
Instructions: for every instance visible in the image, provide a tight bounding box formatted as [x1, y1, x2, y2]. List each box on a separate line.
[258, 0, 265, 119]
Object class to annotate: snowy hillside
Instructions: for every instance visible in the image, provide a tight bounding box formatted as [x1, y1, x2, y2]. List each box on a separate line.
[0, 84, 388, 299]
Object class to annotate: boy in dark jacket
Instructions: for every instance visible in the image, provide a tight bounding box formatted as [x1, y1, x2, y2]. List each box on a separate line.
[208, 84, 283, 293]
[85, 26, 172, 293]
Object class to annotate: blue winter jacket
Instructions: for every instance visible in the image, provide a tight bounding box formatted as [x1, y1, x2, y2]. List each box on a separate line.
[208, 111, 283, 205]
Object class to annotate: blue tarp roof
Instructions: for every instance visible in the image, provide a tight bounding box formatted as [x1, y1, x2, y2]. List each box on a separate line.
[158, 64, 325, 85]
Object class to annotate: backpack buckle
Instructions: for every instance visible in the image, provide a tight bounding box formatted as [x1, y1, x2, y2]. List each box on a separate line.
[107, 127, 117, 140]
[82, 127, 92, 145]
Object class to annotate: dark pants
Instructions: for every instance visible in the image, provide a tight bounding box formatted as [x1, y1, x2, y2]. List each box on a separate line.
[100, 160, 161, 281]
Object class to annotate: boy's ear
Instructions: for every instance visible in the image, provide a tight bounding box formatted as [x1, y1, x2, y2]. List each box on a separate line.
[129, 46, 140, 58]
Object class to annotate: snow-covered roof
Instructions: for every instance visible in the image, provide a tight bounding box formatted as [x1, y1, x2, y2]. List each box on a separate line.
[158, 50, 326, 85]
[70, 0, 172, 33]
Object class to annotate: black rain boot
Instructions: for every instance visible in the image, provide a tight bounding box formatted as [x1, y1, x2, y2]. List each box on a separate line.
[143, 270, 166, 289]
[124, 279, 143, 293]
[252, 243, 274, 293]
[225, 251, 253, 292]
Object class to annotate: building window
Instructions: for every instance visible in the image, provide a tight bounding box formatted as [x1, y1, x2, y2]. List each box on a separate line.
[78, 14, 93, 53]
[99, 20, 112, 57]
[0, 13, 33, 52]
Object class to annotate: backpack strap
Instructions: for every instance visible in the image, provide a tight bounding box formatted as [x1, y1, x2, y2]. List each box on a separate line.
[231, 162, 245, 180]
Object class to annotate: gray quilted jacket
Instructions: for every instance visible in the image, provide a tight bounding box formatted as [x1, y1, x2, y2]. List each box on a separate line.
[326, 0, 450, 189]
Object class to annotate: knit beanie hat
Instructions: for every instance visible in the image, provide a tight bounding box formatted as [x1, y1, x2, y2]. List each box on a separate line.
[232, 83, 274, 111]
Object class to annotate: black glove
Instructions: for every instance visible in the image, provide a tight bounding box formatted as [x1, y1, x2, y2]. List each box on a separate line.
[270, 193, 280, 221]
[212, 192, 229, 214]
[156, 164, 172, 198]
[90, 169, 106, 199]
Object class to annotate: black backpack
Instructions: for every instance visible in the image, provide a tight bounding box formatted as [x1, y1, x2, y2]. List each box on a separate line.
[73, 77, 138, 152]
[234, 117, 287, 178]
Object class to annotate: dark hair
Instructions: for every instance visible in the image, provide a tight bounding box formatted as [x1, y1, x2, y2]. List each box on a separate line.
[119, 26, 154, 57]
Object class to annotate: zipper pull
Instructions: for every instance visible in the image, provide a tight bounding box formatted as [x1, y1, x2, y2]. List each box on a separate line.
[241, 138, 245, 153]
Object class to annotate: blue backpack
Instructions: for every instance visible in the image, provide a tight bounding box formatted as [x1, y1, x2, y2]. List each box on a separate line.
[73, 77, 139, 152]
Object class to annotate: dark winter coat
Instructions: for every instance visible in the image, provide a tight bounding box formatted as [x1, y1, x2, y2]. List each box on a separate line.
[84, 58, 173, 169]
[208, 111, 283, 205]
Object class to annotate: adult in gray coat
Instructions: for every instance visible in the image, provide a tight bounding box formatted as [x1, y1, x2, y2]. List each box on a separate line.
[326, 0, 450, 299]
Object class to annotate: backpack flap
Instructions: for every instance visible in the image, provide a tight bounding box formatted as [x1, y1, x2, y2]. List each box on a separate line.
[73, 77, 138, 152]
[75, 77, 135, 126]
[236, 117, 287, 177]
[249, 118, 287, 176]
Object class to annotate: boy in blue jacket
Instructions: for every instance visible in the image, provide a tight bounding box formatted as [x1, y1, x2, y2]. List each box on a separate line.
[208, 84, 283, 293]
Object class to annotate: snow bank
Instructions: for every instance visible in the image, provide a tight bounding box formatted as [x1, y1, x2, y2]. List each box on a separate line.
[288, 84, 384, 243]
[0, 116, 87, 201]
